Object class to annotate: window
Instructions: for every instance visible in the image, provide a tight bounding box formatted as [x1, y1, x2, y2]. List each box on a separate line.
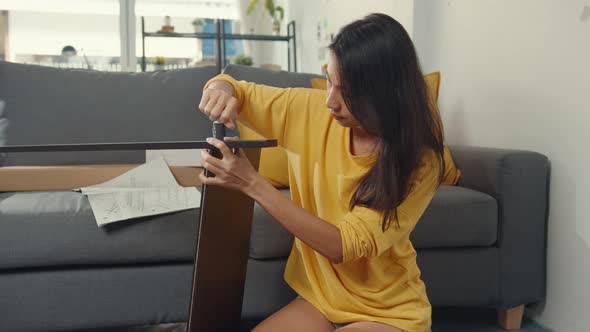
[0, 0, 281, 73]
[0, 0, 122, 71]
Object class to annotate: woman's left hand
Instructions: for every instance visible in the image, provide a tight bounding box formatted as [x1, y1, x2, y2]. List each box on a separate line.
[198, 137, 261, 194]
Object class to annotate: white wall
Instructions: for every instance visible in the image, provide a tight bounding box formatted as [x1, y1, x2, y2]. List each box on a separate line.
[413, 1, 590, 331]
[288, 0, 414, 74]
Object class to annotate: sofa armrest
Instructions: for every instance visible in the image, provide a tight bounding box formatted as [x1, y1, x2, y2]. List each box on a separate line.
[448, 145, 550, 307]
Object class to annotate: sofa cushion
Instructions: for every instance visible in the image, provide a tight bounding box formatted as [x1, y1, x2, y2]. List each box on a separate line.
[242, 258, 296, 321]
[0, 191, 198, 271]
[248, 186, 498, 259]
[223, 64, 322, 88]
[0, 187, 497, 269]
[249, 189, 294, 259]
[0, 62, 219, 166]
[411, 185, 498, 248]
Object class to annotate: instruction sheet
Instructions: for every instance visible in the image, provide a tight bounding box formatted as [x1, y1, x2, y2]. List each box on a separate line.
[77, 158, 201, 226]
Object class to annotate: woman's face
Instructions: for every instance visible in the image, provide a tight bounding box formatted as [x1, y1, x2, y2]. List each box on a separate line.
[325, 53, 362, 128]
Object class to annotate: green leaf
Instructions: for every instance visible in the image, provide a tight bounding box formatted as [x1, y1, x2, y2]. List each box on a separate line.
[275, 6, 284, 20]
[246, 0, 259, 15]
[265, 0, 275, 17]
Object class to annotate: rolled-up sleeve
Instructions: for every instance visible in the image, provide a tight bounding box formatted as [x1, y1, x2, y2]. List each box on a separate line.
[336, 153, 441, 263]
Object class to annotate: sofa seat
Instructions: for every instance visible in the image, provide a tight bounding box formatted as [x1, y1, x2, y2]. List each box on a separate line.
[0, 184, 498, 272]
[411, 185, 498, 249]
[0, 191, 198, 271]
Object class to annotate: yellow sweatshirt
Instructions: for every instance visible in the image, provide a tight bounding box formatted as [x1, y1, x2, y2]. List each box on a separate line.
[205, 74, 439, 332]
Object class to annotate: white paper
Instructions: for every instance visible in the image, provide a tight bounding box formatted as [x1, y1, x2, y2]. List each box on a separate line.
[84, 157, 178, 189]
[145, 149, 202, 166]
[78, 158, 201, 227]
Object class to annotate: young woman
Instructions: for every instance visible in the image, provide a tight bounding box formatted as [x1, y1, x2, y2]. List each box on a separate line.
[197, 13, 443, 332]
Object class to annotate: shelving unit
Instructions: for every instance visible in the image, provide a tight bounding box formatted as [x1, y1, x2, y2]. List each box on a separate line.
[141, 17, 297, 73]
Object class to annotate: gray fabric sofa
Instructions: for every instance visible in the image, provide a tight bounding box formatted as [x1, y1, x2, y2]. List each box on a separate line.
[0, 62, 550, 332]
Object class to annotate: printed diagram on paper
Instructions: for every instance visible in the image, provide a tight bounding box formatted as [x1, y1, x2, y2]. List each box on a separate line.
[77, 158, 201, 226]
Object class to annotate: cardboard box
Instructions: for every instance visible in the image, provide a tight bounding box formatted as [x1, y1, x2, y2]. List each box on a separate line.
[0, 164, 203, 192]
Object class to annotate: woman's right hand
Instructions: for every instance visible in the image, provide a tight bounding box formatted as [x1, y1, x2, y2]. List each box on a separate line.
[199, 80, 238, 129]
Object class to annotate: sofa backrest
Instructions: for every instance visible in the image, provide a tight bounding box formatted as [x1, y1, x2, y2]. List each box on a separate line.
[0, 62, 218, 166]
[223, 64, 322, 88]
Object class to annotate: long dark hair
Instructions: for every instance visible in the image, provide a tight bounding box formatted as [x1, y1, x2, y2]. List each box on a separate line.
[329, 13, 444, 231]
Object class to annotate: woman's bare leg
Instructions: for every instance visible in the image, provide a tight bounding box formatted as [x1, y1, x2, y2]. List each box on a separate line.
[336, 321, 407, 332]
[252, 298, 334, 332]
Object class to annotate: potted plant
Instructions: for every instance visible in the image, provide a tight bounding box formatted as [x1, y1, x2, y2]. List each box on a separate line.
[160, 16, 175, 33]
[154, 56, 166, 70]
[192, 18, 205, 33]
[232, 54, 253, 66]
[246, 0, 285, 35]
